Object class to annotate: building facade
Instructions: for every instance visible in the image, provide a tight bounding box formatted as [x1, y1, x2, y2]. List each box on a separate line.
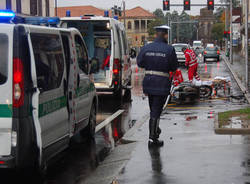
[240, 0, 250, 53]
[0, 0, 54, 17]
[120, 7, 155, 48]
[197, 7, 216, 44]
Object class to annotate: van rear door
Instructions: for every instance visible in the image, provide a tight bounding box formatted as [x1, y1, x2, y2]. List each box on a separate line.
[0, 25, 14, 156]
[28, 27, 69, 158]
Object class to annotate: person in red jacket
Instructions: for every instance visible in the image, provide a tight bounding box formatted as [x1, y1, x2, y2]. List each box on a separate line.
[182, 47, 200, 81]
[169, 69, 184, 86]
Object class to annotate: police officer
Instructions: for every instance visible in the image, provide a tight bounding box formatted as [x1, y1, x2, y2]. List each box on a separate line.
[137, 25, 178, 147]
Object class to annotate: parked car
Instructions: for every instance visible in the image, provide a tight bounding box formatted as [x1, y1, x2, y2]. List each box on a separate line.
[203, 46, 220, 62]
[61, 15, 133, 100]
[0, 11, 97, 172]
[172, 43, 190, 65]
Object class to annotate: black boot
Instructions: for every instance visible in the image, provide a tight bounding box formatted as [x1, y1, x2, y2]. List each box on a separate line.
[156, 119, 161, 139]
[148, 118, 164, 147]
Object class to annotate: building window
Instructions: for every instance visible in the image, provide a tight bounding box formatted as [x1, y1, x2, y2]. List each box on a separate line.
[127, 21, 132, 30]
[6, 0, 11, 10]
[38, 0, 42, 16]
[45, 0, 50, 16]
[16, 0, 22, 14]
[30, 0, 38, 15]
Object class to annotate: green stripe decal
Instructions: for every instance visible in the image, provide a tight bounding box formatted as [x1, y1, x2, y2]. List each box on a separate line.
[39, 96, 67, 118]
[75, 83, 95, 98]
[0, 104, 12, 118]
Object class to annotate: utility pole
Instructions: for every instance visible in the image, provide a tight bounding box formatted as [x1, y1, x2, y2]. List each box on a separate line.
[225, 1, 229, 56]
[123, 1, 126, 29]
[245, 0, 249, 90]
[55, 0, 57, 16]
[230, 0, 233, 64]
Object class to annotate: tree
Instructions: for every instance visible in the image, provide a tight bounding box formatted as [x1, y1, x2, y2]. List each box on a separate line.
[147, 18, 164, 36]
[211, 23, 224, 41]
[214, 7, 225, 22]
[153, 9, 164, 18]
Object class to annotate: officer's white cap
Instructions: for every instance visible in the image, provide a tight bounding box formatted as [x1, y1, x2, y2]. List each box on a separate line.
[154, 25, 171, 32]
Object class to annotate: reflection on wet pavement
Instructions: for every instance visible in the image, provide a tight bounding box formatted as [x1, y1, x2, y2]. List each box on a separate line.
[118, 60, 250, 184]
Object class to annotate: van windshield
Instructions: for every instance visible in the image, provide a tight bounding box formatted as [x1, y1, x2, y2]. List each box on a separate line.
[0, 34, 8, 85]
[66, 20, 112, 84]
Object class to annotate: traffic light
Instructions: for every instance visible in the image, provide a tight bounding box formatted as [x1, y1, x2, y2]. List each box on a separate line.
[224, 31, 230, 39]
[184, 0, 190, 11]
[207, 0, 214, 10]
[163, 0, 170, 11]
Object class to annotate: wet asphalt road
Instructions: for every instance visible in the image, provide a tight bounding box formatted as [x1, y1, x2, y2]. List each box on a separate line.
[117, 58, 250, 184]
[1, 56, 249, 184]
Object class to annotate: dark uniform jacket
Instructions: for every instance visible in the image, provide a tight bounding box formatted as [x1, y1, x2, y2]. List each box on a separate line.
[137, 37, 178, 96]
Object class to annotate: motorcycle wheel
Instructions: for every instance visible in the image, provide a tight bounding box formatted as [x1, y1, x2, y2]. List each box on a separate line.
[199, 85, 212, 98]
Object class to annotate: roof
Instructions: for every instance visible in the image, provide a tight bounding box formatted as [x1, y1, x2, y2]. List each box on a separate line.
[57, 5, 106, 17]
[124, 6, 155, 18]
[57, 5, 154, 19]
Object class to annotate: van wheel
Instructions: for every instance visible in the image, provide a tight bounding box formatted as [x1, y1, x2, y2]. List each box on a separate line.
[80, 103, 96, 139]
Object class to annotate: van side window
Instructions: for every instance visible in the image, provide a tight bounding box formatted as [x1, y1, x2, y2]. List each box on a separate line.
[31, 33, 64, 91]
[0, 34, 8, 85]
[115, 26, 122, 57]
[75, 35, 89, 74]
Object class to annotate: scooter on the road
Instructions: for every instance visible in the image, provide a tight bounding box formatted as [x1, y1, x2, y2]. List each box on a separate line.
[167, 71, 231, 106]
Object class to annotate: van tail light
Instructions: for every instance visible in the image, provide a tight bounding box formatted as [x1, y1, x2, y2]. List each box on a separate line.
[113, 59, 120, 75]
[0, 161, 5, 164]
[217, 50, 220, 54]
[204, 51, 207, 54]
[13, 58, 24, 108]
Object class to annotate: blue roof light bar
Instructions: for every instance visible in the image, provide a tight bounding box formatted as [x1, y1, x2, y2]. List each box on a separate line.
[0, 10, 15, 23]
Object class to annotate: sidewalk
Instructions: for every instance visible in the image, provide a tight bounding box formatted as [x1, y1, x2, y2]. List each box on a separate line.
[222, 50, 250, 103]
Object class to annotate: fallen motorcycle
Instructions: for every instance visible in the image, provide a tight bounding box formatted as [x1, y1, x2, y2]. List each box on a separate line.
[171, 82, 200, 104]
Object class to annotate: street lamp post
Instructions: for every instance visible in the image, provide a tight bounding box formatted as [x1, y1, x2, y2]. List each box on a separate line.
[245, 0, 249, 90]
[230, 0, 233, 64]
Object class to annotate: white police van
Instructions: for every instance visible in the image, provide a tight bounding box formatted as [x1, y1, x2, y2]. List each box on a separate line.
[0, 10, 97, 171]
[60, 14, 133, 100]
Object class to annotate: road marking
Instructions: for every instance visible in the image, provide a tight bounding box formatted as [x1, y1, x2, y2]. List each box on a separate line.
[95, 110, 125, 133]
[165, 106, 211, 110]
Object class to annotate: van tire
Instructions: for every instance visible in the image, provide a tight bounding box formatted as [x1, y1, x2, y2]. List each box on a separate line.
[80, 103, 96, 139]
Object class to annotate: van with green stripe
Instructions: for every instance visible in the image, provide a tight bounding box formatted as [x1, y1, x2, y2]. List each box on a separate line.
[0, 12, 97, 172]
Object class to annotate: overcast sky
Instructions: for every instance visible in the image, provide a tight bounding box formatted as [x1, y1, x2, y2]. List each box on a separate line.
[58, 0, 224, 16]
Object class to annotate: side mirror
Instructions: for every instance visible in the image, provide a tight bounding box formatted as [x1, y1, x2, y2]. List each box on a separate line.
[130, 48, 136, 59]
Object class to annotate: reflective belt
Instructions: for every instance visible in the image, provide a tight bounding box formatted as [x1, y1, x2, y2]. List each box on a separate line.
[189, 61, 197, 67]
[145, 70, 169, 77]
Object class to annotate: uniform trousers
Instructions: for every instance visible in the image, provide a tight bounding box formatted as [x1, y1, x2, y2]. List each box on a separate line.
[148, 95, 167, 119]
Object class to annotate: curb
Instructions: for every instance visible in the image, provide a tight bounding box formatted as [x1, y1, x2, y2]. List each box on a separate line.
[222, 54, 250, 104]
[214, 114, 250, 135]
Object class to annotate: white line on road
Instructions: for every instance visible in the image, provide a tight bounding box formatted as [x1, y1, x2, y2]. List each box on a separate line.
[95, 110, 125, 133]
